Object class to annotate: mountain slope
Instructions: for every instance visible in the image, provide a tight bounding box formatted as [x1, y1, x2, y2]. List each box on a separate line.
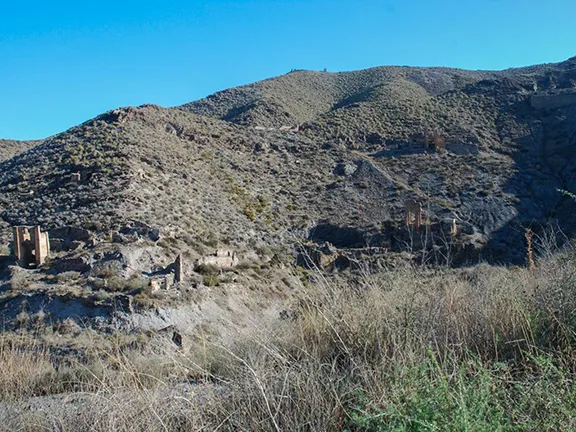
[180, 66, 496, 128]
[2, 57, 576, 269]
[0, 139, 42, 162]
[180, 58, 576, 131]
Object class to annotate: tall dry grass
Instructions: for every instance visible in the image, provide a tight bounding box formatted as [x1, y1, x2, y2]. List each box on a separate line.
[0, 334, 56, 401]
[194, 252, 576, 430]
[2, 248, 576, 430]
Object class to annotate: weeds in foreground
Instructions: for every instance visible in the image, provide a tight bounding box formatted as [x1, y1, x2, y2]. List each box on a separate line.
[2, 250, 576, 430]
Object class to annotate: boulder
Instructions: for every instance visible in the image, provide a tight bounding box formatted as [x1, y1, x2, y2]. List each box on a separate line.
[334, 162, 358, 177]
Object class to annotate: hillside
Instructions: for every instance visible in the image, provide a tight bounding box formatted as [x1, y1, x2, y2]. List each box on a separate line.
[1, 58, 575, 266]
[0, 139, 42, 162]
[180, 57, 576, 263]
[0, 57, 575, 332]
[2, 56, 576, 430]
[180, 66, 494, 128]
[181, 56, 576, 127]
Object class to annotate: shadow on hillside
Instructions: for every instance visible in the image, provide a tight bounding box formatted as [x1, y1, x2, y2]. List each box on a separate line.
[0, 255, 14, 279]
[482, 102, 576, 265]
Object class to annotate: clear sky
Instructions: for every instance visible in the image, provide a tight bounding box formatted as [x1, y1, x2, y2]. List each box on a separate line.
[1, 0, 574, 140]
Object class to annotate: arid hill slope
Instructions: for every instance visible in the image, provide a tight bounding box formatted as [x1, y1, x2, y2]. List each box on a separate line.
[180, 56, 576, 263]
[181, 65, 495, 128]
[1, 57, 576, 268]
[0, 139, 42, 162]
[2, 57, 576, 429]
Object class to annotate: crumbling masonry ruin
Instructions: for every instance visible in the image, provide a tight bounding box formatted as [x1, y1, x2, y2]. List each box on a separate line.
[12, 226, 50, 267]
[405, 200, 423, 230]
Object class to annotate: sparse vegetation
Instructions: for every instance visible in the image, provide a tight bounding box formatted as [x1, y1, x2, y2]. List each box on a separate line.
[1, 250, 576, 429]
[1, 56, 576, 430]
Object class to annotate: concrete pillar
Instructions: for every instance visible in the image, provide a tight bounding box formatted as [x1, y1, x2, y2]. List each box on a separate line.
[12, 227, 22, 264]
[31, 226, 49, 266]
[405, 201, 422, 230]
[40, 232, 50, 262]
[32, 226, 43, 266]
[416, 205, 422, 230]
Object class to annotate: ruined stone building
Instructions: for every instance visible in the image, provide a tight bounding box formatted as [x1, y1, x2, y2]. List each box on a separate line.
[405, 200, 423, 230]
[12, 226, 50, 267]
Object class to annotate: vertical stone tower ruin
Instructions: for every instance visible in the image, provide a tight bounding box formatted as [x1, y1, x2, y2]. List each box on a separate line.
[405, 200, 423, 230]
[12, 226, 50, 267]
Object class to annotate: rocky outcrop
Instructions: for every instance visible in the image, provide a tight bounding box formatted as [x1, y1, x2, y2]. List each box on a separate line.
[52, 255, 92, 273]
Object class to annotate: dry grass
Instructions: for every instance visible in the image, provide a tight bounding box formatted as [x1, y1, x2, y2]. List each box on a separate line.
[0, 335, 56, 401]
[2, 249, 576, 430]
[193, 254, 576, 430]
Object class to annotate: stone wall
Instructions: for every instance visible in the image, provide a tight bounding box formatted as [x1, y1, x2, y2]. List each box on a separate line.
[196, 249, 241, 269]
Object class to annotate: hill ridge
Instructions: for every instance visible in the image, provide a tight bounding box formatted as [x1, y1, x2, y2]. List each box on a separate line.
[1, 56, 576, 267]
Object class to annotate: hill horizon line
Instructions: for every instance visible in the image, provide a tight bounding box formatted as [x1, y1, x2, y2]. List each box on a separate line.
[3, 54, 575, 142]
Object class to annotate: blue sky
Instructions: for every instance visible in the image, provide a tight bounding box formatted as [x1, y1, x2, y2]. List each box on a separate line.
[1, 0, 575, 140]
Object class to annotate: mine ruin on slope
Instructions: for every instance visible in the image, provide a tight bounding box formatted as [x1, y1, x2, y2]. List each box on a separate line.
[12, 226, 50, 267]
